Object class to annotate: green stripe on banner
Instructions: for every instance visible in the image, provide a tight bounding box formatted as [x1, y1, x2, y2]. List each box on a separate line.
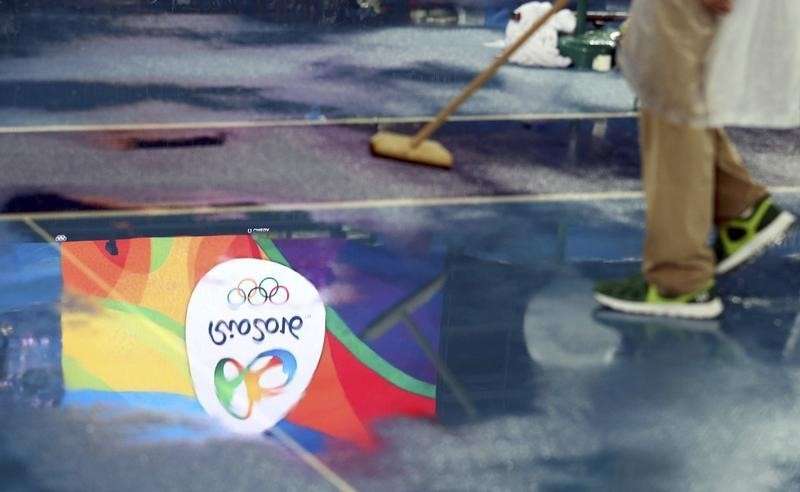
[252, 234, 290, 267]
[102, 298, 185, 340]
[150, 237, 173, 272]
[252, 235, 437, 399]
[63, 355, 112, 391]
[325, 307, 436, 399]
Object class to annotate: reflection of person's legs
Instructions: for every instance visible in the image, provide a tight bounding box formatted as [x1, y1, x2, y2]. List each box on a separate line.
[640, 109, 715, 296]
[713, 129, 768, 223]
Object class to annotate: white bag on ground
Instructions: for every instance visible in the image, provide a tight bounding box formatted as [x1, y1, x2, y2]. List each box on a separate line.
[503, 2, 576, 68]
[705, 0, 800, 128]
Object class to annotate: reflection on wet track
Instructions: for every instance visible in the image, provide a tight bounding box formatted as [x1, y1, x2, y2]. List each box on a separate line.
[3, 192, 800, 490]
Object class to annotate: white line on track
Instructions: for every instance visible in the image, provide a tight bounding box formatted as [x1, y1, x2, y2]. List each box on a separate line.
[0, 111, 639, 135]
[2, 190, 643, 222]
[270, 427, 359, 492]
[3, 186, 800, 222]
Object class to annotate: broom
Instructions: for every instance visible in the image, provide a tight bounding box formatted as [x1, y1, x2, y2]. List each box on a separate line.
[370, 0, 571, 168]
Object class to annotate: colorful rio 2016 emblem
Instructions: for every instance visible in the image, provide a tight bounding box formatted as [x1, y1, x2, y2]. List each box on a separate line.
[185, 258, 326, 434]
[214, 349, 297, 420]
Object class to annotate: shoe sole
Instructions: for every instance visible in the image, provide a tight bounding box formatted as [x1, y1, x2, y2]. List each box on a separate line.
[593, 309, 721, 331]
[716, 211, 796, 275]
[594, 293, 723, 319]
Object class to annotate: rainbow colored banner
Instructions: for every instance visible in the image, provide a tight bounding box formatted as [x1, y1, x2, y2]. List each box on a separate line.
[60, 234, 439, 451]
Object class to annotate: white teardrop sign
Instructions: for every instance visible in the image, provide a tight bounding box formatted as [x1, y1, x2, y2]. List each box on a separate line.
[185, 258, 326, 434]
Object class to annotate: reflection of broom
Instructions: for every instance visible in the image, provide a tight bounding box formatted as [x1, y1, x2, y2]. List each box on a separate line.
[370, 0, 570, 168]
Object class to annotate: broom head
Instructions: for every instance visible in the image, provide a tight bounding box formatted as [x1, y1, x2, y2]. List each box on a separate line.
[370, 131, 453, 169]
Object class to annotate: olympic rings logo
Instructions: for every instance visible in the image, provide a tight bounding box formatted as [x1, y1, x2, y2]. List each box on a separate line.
[227, 277, 290, 307]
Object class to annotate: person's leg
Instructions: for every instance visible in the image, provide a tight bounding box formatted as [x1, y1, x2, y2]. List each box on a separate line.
[593, 109, 723, 320]
[713, 129, 768, 223]
[712, 129, 795, 274]
[640, 109, 716, 296]
[594, 0, 726, 319]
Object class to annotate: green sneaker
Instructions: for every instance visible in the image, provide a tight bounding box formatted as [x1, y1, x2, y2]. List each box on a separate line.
[594, 275, 723, 319]
[715, 196, 795, 274]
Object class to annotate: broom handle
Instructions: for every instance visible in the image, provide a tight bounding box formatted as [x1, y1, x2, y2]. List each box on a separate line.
[411, 0, 571, 148]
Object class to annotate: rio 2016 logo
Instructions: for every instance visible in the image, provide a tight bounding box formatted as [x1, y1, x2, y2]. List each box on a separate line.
[214, 349, 297, 420]
[185, 258, 325, 434]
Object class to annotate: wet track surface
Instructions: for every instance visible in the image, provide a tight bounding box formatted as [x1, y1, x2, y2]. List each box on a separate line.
[3, 192, 800, 490]
[1, 119, 799, 211]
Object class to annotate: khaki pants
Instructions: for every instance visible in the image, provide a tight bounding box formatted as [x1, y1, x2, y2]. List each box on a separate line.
[640, 109, 767, 295]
